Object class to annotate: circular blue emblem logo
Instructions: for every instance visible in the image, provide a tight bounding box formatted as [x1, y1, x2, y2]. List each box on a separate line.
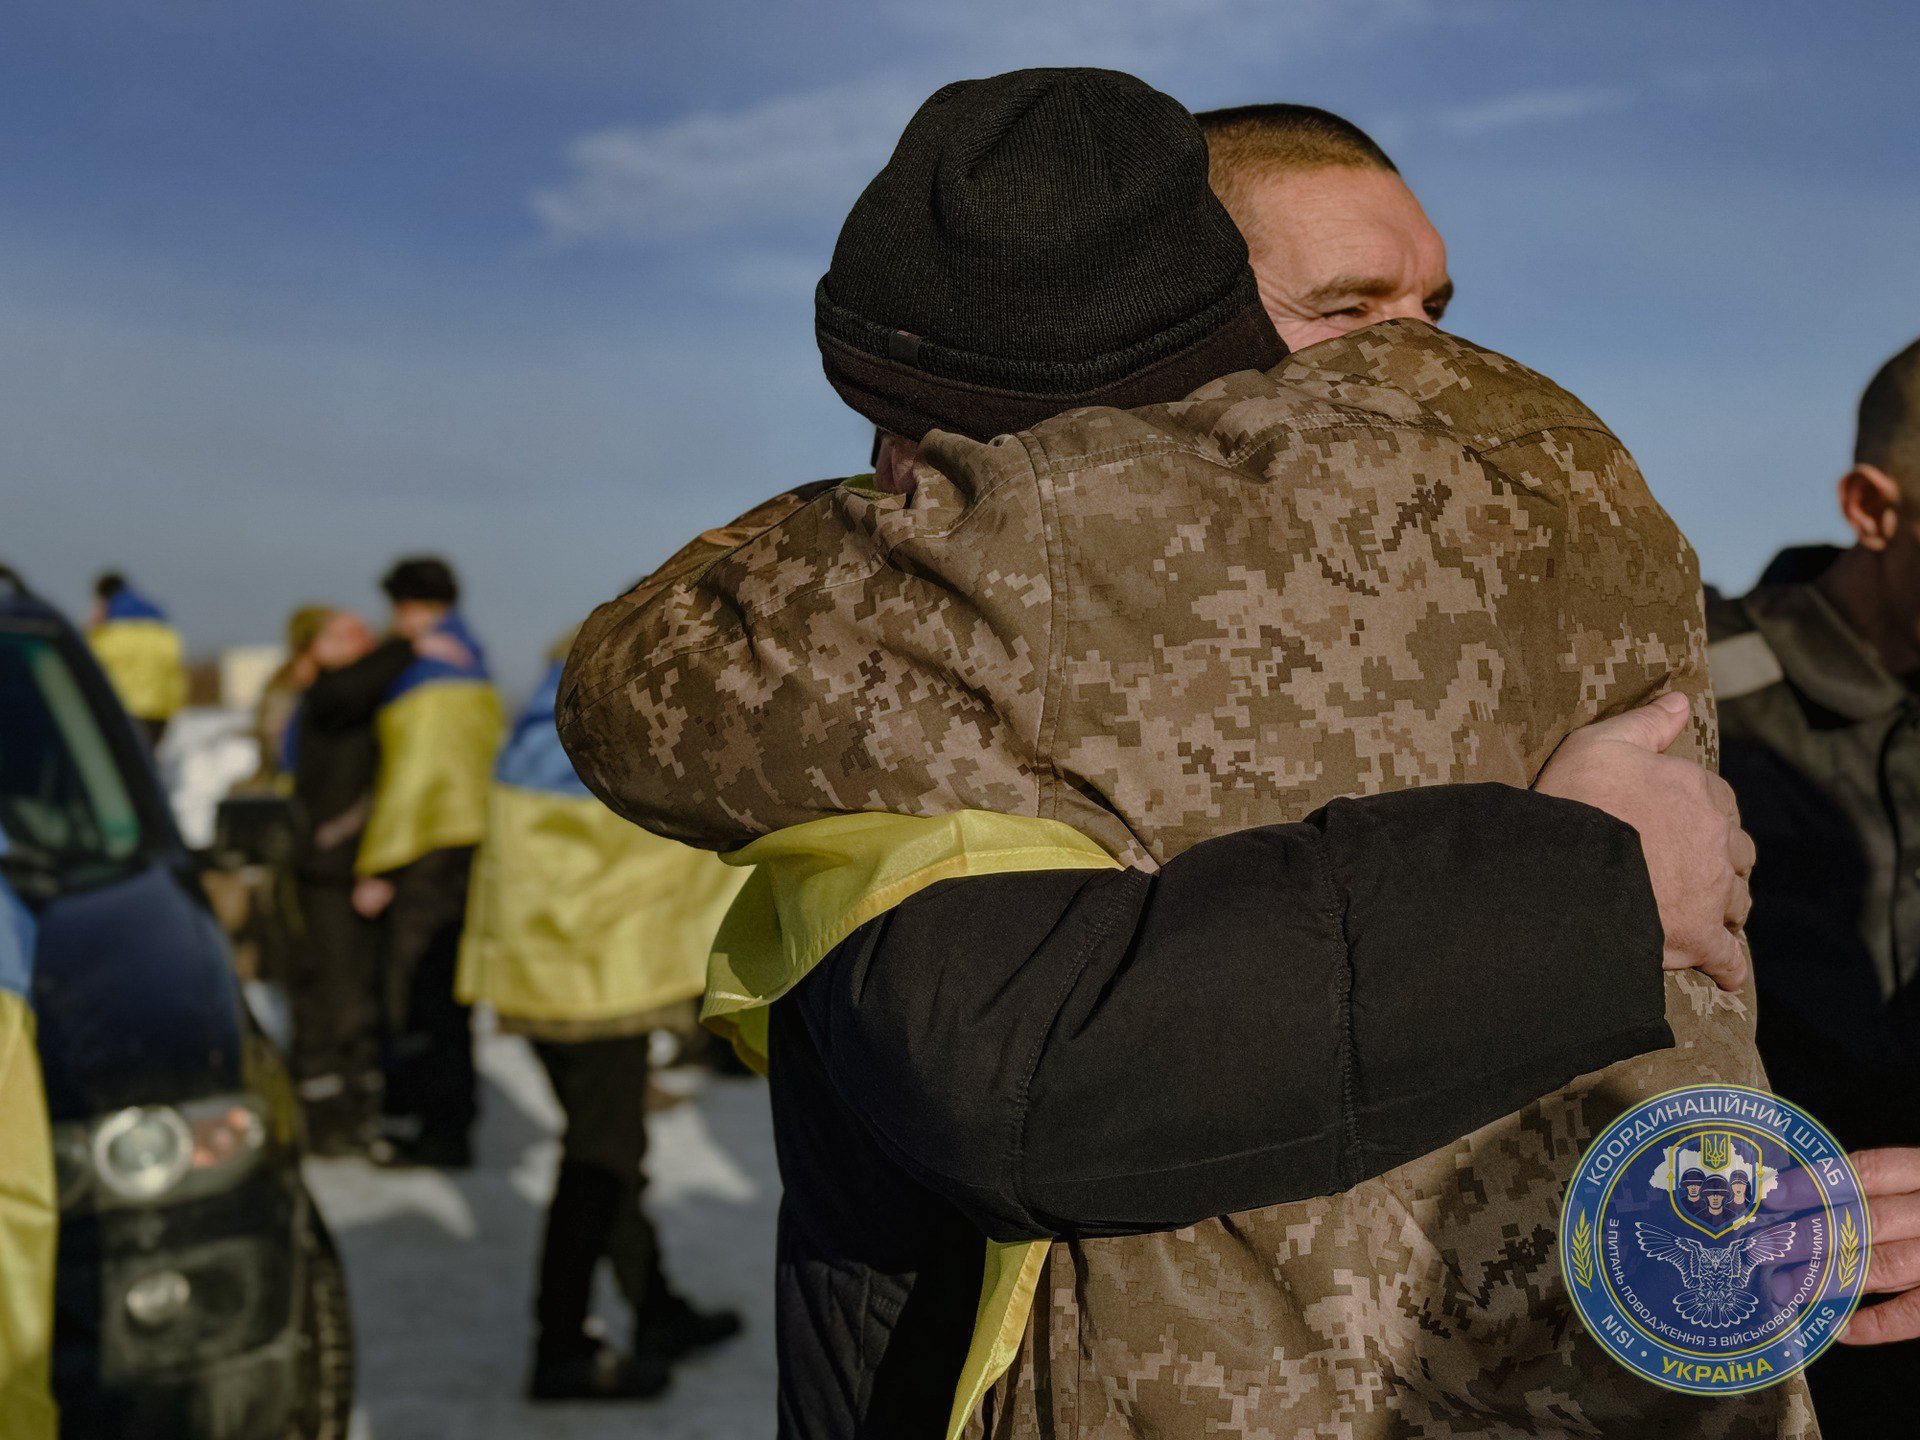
[1559, 1083, 1870, 1395]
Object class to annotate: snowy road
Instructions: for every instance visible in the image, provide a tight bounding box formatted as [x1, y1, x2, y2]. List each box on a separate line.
[309, 1028, 779, 1439]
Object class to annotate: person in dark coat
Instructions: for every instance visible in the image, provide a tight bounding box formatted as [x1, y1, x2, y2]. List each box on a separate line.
[1708, 336, 1920, 1434]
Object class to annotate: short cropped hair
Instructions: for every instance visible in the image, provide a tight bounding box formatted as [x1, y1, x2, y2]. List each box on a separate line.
[1195, 104, 1397, 223]
[1857, 337, 1920, 494]
[94, 571, 127, 600]
[381, 556, 459, 606]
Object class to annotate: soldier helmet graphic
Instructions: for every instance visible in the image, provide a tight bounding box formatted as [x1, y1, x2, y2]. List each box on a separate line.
[1701, 1173, 1732, 1217]
[1731, 1169, 1752, 1206]
[1681, 1167, 1706, 1203]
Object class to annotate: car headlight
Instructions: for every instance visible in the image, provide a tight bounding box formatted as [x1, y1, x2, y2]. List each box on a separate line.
[95, 1107, 194, 1202]
[54, 1095, 269, 1212]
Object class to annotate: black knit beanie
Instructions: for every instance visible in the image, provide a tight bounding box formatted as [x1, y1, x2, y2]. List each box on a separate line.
[817, 68, 1288, 444]
[381, 556, 459, 605]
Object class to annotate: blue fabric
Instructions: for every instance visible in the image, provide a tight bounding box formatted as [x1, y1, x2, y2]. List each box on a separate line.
[493, 660, 591, 798]
[381, 612, 491, 703]
[0, 835, 34, 1003]
[280, 699, 302, 774]
[102, 586, 167, 623]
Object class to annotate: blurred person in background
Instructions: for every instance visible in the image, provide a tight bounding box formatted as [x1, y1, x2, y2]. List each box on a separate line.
[347, 557, 502, 1168]
[85, 571, 187, 748]
[252, 604, 334, 787]
[0, 836, 56, 1440]
[1196, 103, 1451, 349]
[279, 605, 392, 1154]
[459, 633, 746, 1401]
[1708, 336, 1920, 1432]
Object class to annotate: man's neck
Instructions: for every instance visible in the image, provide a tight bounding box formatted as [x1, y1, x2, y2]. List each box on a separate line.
[1817, 546, 1920, 679]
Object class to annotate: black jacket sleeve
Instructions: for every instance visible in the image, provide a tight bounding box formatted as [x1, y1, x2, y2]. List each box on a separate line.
[302, 639, 415, 731]
[785, 783, 1671, 1243]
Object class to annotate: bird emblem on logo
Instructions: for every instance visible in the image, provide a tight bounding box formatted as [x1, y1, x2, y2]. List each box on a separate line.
[1634, 1221, 1799, 1329]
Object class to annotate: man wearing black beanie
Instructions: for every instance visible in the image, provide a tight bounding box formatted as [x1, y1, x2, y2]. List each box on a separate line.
[815, 68, 1286, 444]
[562, 70, 1786, 1440]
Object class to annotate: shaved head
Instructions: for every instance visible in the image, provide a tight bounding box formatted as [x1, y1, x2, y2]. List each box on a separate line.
[1195, 104, 1450, 350]
[1198, 103, 1398, 218]
[1857, 337, 1920, 498]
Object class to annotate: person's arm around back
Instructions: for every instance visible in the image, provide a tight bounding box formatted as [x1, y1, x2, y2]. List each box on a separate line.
[790, 695, 1756, 1240]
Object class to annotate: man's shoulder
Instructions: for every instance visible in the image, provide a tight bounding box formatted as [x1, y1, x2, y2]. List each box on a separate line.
[1014, 322, 1462, 474]
[1017, 320, 1614, 474]
[1704, 587, 1757, 642]
[1703, 588, 1787, 705]
[1281, 320, 1612, 453]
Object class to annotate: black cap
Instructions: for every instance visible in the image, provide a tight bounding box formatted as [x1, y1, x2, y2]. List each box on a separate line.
[817, 68, 1286, 443]
[381, 556, 459, 605]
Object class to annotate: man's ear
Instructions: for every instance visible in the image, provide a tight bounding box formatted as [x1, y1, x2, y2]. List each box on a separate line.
[1838, 464, 1905, 551]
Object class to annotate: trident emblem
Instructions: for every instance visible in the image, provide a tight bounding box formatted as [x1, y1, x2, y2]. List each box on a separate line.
[1668, 1131, 1765, 1238]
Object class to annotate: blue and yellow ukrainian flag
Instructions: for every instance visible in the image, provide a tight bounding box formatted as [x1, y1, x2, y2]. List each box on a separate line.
[0, 843, 58, 1440]
[457, 659, 748, 1024]
[87, 587, 186, 722]
[356, 614, 504, 877]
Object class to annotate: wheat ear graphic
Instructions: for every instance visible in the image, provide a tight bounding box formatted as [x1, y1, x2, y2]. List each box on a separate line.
[1570, 1209, 1595, 1289]
[1838, 1210, 1862, 1290]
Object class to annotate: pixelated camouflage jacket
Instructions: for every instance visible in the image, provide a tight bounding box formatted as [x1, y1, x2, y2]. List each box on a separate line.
[559, 319, 1812, 1438]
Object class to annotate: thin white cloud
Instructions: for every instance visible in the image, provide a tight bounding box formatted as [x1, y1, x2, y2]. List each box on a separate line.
[528, 0, 1455, 249]
[1434, 84, 1634, 138]
[530, 84, 918, 245]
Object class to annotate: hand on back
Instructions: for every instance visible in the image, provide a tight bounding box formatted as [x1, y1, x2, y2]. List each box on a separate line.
[1536, 692, 1755, 992]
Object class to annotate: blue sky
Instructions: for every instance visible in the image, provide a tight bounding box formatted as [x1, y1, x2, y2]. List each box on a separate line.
[7, 0, 1920, 695]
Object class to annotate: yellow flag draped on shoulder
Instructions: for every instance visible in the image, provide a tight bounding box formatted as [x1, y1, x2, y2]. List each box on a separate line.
[357, 615, 503, 877]
[88, 586, 186, 723]
[459, 661, 749, 1023]
[702, 809, 1118, 1440]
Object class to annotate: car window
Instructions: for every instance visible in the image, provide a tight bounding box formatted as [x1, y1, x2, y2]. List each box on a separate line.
[0, 631, 146, 871]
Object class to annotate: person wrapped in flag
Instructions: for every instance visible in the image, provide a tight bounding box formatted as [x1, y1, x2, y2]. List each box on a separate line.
[85, 572, 186, 747]
[459, 636, 746, 1401]
[348, 557, 503, 1169]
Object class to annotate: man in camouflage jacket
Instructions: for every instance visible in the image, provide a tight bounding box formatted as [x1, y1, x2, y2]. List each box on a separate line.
[561, 72, 1796, 1437]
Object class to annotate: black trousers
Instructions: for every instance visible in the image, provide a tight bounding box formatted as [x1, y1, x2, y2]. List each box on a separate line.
[381, 847, 477, 1145]
[288, 877, 382, 1128]
[532, 1035, 673, 1352]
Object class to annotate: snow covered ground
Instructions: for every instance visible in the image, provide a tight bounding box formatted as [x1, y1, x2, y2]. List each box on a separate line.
[309, 1026, 779, 1439]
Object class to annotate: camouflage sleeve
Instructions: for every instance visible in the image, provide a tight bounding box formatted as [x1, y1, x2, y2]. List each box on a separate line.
[555, 439, 1055, 850]
[556, 481, 840, 843]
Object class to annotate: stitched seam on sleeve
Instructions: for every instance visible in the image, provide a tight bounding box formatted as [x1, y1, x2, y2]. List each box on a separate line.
[1022, 431, 1067, 825]
[1008, 871, 1140, 1235]
[1313, 825, 1362, 1191]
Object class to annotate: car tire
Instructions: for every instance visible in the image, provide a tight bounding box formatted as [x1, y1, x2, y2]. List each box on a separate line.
[286, 1214, 354, 1440]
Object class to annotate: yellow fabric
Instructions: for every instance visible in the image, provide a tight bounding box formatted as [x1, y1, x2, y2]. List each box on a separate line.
[357, 680, 504, 876]
[87, 618, 186, 721]
[701, 809, 1119, 1440]
[457, 782, 750, 1023]
[0, 998, 58, 1440]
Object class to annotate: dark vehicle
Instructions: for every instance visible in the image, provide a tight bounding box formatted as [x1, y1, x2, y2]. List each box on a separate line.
[0, 567, 352, 1439]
